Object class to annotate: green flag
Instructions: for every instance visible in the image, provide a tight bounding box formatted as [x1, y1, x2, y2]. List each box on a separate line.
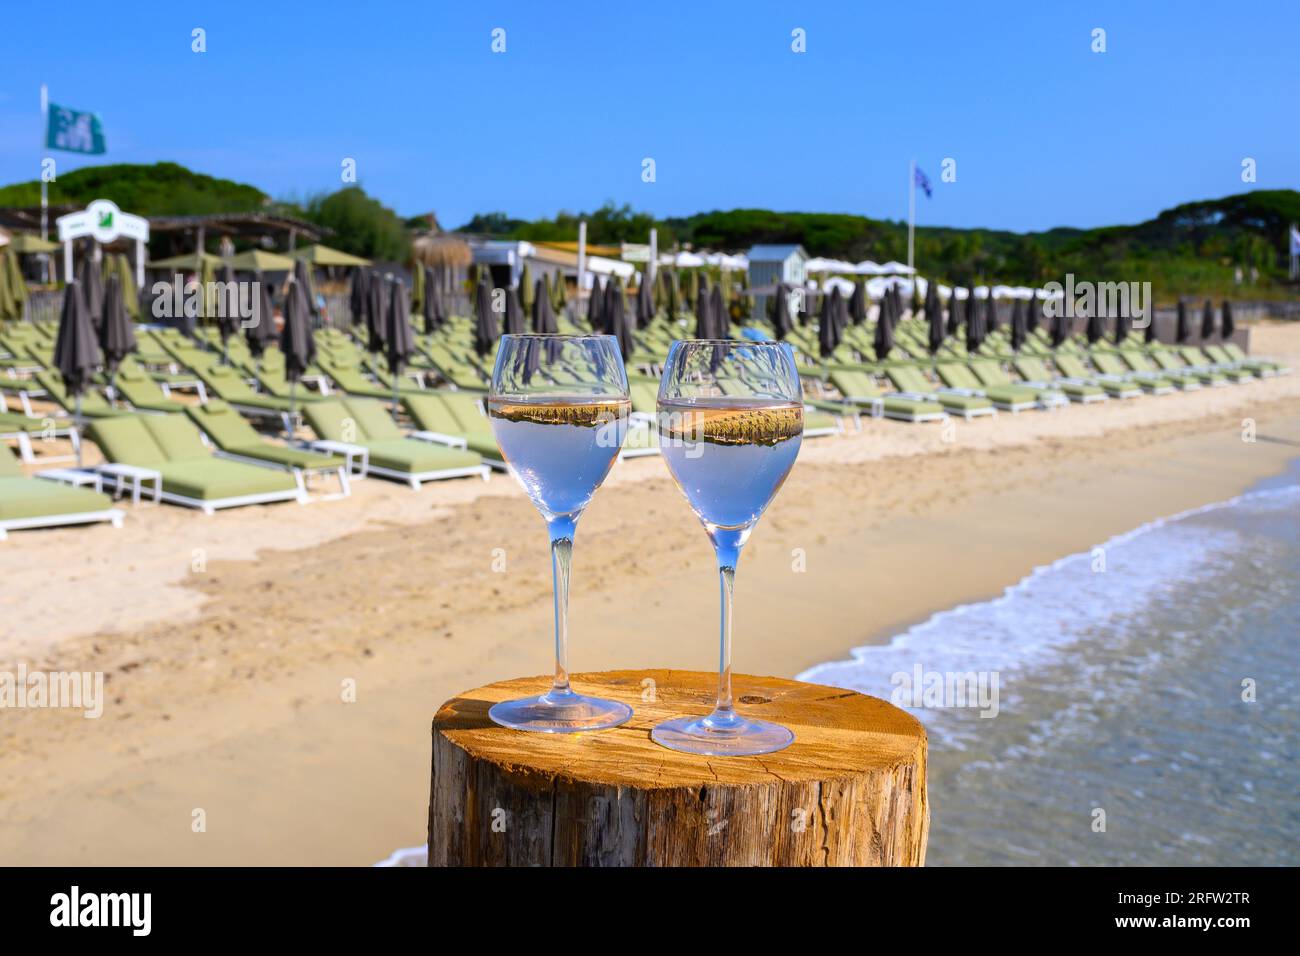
[46, 102, 107, 154]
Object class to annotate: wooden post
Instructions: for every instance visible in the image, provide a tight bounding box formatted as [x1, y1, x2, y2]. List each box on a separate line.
[429, 670, 928, 867]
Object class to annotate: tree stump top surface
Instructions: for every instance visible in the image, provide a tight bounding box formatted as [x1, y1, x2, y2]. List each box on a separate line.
[433, 669, 926, 790]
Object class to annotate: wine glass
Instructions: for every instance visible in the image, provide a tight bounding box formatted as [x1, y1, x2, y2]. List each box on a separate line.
[652, 339, 804, 755]
[487, 333, 633, 732]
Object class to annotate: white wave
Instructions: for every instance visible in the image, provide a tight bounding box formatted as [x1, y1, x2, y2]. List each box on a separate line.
[798, 482, 1300, 743]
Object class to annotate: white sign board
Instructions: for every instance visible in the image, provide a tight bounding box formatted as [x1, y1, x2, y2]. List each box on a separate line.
[55, 199, 149, 287]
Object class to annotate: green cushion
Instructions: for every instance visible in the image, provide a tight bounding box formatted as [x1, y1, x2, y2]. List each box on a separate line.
[803, 410, 839, 431]
[156, 459, 297, 500]
[226, 443, 340, 470]
[143, 414, 209, 461]
[1091, 353, 1133, 377]
[0, 476, 114, 520]
[343, 398, 403, 440]
[363, 439, 481, 474]
[936, 363, 982, 389]
[403, 394, 462, 434]
[0, 443, 22, 476]
[302, 400, 351, 441]
[87, 416, 167, 466]
[933, 391, 992, 411]
[35, 371, 120, 417]
[881, 396, 945, 417]
[186, 401, 260, 449]
[230, 392, 297, 412]
[629, 381, 660, 415]
[439, 393, 493, 436]
[0, 412, 55, 435]
[829, 369, 881, 399]
[1097, 378, 1140, 396]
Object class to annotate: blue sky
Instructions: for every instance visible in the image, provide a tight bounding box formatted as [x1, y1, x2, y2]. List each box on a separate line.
[0, 0, 1295, 234]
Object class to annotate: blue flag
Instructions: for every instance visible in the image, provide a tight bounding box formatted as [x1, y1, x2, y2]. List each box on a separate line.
[46, 102, 107, 155]
[914, 166, 933, 199]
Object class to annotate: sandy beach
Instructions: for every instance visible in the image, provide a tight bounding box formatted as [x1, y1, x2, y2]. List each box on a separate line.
[2, 323, 1298, 866]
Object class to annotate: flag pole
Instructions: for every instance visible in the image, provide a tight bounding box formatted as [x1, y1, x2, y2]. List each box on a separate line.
[577, 220, 587, 324]
[39, 84, 49, 285]
[907, 159, 916, 277]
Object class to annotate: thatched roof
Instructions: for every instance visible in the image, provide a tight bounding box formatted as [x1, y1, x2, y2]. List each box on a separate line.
[413, 233, 472, 269]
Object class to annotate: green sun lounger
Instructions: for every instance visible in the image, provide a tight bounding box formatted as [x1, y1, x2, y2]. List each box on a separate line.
[1178, 346, 1253, 384]
[1010, 356, 1107, 402]
[0, 405, 83, 463]
[935, 362, 1044, 412]
[302, 397, 489, 488]
[1116, 349, 1202, 390]
[1199, 343, 1268, 379]
[1051, 354, 1142, 399]
[419, 341, 491, 389]
[1089, 351, 1176, 395]
[109, 360, 193, 413]
[966, 359, 1069, 408]
[401, 391, 505, 467]
[191, 363, 321, 425]
[1221, 342, 1290, 376]
[185, 401, 352, 498]
[16, 371, 131, 419]
[885, 365, 996, 419]
[826, 368, 946, 423]
[1148, 348, 1227, 386]
[86, 414, 304, 513]
[315, 355, 401, 400]
[0, 443, 123, 539]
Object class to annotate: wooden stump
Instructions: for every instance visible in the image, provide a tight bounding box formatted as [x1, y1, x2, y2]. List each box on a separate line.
[429, 670, 928, 866]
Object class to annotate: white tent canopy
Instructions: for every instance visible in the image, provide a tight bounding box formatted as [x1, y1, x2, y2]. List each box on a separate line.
[705, 252, 748, 270]
[585, 255, 635, 280]
[820, 276, 856, 296]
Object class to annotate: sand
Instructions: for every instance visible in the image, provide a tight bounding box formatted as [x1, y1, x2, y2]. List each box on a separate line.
[2, 322, 1298, 865]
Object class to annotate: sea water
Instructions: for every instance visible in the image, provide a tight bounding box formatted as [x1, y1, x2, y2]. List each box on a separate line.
[801, 460, 1300, 866]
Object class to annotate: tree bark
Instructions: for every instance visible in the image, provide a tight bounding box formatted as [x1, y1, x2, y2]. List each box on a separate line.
[429, 670, 928, 866]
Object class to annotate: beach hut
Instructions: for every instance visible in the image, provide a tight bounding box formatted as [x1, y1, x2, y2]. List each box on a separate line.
[747, 244, 807, 323]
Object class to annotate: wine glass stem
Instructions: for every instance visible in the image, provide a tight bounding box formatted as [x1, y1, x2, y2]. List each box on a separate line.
[711, 534, 742, 726]
[547, 515, 576, 699]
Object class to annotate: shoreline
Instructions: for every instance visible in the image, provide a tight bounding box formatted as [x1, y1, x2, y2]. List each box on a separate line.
[801, 454, 1300, 686]
[2, 327, 1299, 865]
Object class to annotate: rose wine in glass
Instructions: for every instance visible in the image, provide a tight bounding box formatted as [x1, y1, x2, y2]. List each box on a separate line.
[652, 340, 804, 755]
[487, 334, 633, 732]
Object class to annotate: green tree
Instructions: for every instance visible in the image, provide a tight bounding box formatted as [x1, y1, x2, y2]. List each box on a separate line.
[302, 186, 409, 261]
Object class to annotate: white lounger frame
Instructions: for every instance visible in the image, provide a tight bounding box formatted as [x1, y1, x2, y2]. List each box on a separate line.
[310, 437, 491, 488]
[1020, 379, 1109, 404]
[843, 394, 948, 424]
[98, 469, 304, 515]
[213, 449, 352, 502]
[1056, 375, 1142, 400]
[896, 388, 997, 420]
[0, 508, 124, 540]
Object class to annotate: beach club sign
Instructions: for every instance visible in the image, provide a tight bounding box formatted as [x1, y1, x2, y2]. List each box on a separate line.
[55, 199, 149, 288]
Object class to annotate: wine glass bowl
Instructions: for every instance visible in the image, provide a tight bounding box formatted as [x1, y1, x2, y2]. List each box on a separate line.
[486, 334, 632, 733]
[652, 340, 804, 756]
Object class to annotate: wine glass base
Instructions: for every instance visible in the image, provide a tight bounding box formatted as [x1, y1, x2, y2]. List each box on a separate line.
[489, 692, 632, 733]
[650, 714, 795, 756]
